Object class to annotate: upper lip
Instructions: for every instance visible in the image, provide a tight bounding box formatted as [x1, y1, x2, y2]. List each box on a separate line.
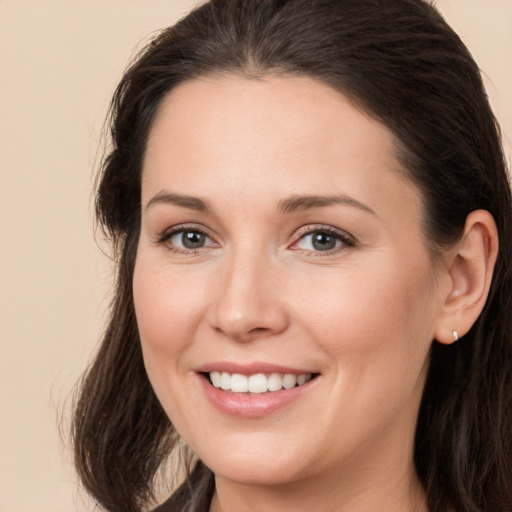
[195, 361, 318, 375]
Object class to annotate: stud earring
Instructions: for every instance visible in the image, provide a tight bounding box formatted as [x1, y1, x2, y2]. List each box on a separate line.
[452, 330, 459, 342]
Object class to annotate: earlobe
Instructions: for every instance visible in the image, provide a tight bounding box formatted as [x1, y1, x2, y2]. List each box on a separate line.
[435, 210, 499, 345]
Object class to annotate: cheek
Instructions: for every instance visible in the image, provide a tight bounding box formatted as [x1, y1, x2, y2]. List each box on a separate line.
[294, 258, 437, 447]
[295, 255, 437, 367]
[132, 253, 211, 431]
[132, 253, 206, 364]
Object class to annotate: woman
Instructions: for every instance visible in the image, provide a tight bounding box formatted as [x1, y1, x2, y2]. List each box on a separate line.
[72, 1, 512, 511]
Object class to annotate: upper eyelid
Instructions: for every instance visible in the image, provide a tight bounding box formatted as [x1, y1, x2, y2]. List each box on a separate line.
[293, 224, 355, 241]
[156, 225, 218, 254]
[289, 225, 357, 252]
[158, 223, 213, 239]
[154, 222, 356, 248]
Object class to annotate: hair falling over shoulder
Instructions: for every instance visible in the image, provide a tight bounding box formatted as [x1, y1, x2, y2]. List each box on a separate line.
[72, 1, 512, 511]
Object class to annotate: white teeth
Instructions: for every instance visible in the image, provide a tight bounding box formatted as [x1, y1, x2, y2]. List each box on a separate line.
[231, 373, 249, 393]
[220, 372, 231, 390]
[282, 374, 297, 389]
[267, 373, 283, 392]
[248, 373, 267, 393]
[210, 371, 221, 387]
[208, 371, 313, 393]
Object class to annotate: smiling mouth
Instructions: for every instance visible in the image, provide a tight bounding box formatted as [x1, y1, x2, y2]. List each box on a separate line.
[205, 371, 319, 394]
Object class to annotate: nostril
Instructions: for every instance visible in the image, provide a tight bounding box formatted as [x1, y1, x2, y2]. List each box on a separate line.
[250, 327, 269, 333]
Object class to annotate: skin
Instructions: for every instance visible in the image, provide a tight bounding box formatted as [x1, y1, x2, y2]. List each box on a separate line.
[133, 76, 496, 512]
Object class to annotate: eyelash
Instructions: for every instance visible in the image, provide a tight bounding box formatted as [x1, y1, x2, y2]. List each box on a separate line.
[156, 224, 216, 255]
[155, 224, 356, 256]
[292, 225, 356, 255]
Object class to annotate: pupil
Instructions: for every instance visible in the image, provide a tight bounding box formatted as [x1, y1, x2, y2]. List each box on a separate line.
[182, 231, 205, 249]
[312, 232, 336, 251]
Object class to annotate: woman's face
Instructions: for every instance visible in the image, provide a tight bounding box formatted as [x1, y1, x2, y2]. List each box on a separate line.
[134, 76, 447, 488]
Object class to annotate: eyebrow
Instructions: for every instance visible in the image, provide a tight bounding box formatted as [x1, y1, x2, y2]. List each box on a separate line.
[277, 194, 377, 216]
[144, 191, 376, 217]
[145, 192, 211, 213]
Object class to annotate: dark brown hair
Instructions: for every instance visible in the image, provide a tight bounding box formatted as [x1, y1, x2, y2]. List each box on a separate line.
[72, 1, 512, 511]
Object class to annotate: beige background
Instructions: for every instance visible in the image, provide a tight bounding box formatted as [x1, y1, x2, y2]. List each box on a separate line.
[0, 1, 510, 511]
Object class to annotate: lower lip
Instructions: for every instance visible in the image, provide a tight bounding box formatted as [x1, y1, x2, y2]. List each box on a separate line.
[198, 374, 319, 418]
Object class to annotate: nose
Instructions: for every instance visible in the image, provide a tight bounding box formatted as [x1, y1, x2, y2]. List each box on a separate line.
[208, 248, 289, 342]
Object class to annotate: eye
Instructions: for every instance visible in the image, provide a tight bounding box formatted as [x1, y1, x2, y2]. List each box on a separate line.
[158, 226, 217, 252]
[292, 227, 354, 253]
[171, 230, 209, 249]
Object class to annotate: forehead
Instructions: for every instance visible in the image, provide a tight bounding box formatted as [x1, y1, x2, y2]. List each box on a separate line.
[142, 75, 422, 228]
[146, 75, 396, 165]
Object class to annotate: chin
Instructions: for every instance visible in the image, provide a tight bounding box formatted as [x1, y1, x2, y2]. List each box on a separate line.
[194, 440, 313, 486]
[209, 459, 304, 487]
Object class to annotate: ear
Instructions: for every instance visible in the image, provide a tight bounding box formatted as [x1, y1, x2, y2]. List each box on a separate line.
[434, 210, 499, 345]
